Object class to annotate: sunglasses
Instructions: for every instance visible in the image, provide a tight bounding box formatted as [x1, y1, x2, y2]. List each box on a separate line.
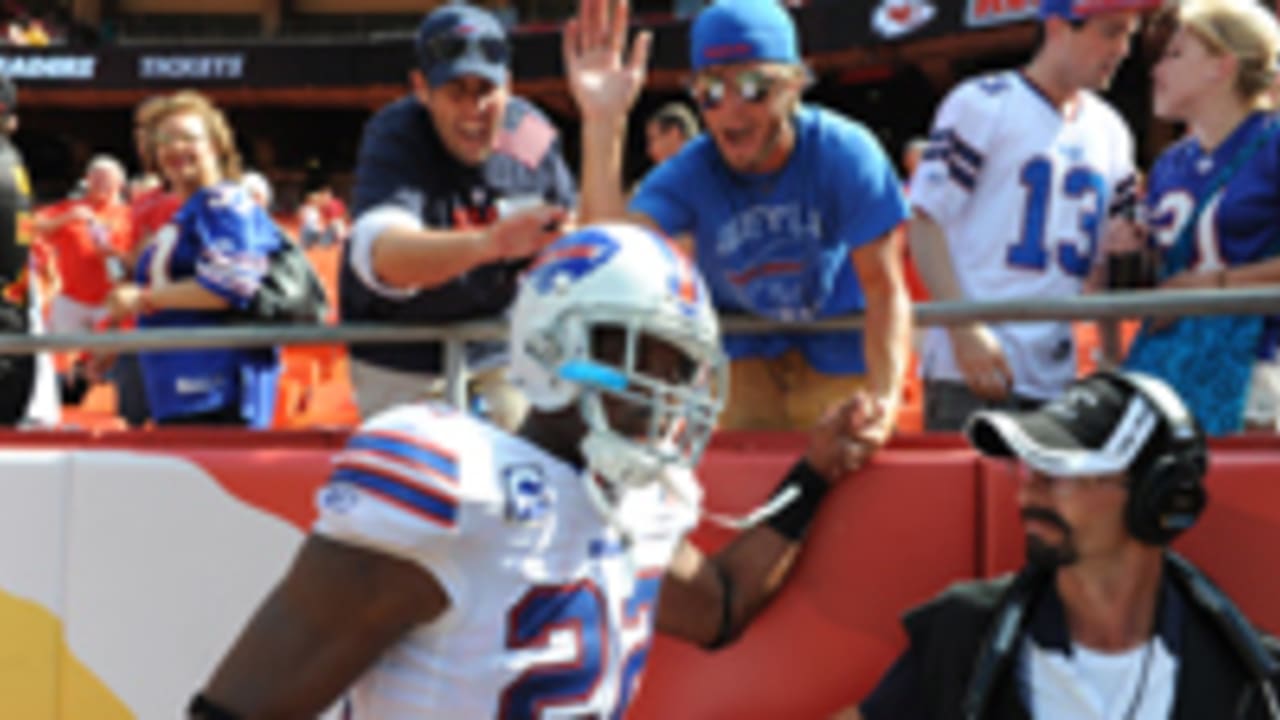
[690, 69, 783, 111]
[420, 33, 510, 67]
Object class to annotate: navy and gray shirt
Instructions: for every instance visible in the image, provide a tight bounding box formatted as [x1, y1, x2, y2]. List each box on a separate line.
[341, 94, 576, 374]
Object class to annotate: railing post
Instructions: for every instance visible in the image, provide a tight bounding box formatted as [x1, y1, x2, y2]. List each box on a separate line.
[443, 337, 469, 410]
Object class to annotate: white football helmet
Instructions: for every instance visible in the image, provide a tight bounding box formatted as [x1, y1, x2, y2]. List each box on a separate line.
[508, 223, 728, 525]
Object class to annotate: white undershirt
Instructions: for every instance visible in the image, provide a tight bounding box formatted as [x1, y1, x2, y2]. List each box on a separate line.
[1023, 636, 1178, 720]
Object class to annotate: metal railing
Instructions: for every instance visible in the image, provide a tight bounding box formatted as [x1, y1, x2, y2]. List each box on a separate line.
[3, 287, 1278, 407]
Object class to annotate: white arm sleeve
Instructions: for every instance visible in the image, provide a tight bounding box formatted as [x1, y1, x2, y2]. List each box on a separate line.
[349, 204, 427, 300]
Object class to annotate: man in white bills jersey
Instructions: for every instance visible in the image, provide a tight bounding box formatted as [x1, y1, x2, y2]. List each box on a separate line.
[190, 223, 875, 719]
[909, 0, 1157, 430]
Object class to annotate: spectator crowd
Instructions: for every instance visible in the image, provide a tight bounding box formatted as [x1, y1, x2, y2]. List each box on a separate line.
[0, 0, 1276, 438]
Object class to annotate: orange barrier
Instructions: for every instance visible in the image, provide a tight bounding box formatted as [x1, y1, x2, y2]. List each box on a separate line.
[0, 430, 1272, 718]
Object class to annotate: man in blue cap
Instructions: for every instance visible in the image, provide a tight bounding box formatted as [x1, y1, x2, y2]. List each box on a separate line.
[339, 2, 576, 427]
[906, 0, 1158, 431]
[566, 0, 911, 454]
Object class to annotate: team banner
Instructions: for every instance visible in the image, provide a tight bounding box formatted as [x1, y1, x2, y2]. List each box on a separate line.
[0, 2, 1039, 89]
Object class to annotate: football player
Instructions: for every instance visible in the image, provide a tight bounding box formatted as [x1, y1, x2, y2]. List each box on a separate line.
[190, 223, 876, 718]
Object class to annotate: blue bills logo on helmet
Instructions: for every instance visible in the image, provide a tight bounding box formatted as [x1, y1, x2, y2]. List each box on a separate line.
[525, 229, 621, 294]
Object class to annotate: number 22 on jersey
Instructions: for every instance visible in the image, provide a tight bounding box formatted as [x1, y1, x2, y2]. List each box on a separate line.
[1006, 155, 1107, 278]
[499, 573, 663, 719]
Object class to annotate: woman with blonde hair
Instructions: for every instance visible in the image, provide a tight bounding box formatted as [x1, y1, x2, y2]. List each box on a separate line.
[105, 90, 283, 427]
[1104, 0, 1280, 433]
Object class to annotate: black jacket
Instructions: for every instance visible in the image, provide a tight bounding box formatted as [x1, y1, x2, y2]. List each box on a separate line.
[861, 555, 1280, 719]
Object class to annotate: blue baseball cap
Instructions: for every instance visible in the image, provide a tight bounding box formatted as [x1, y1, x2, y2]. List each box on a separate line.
[1039, 0, 1162, 21]
[690, 0, 800, 72]
[415, 5, 510, 87]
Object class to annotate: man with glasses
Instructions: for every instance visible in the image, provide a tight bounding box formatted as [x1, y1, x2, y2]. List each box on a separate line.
[340, 3, 576, 427]
[907, 0, 1152, 431]
[567, 0, 910, 451]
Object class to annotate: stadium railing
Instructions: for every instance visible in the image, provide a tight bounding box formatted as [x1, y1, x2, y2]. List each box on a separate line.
[1, 286, 1275, 408]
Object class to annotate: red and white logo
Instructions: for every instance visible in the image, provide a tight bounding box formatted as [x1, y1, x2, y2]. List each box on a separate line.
[872, 0, 938, 39]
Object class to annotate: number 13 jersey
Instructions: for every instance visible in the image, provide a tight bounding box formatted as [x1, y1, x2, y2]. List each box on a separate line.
[910, 70, 1137, 399]
[313, 403, 700, 719]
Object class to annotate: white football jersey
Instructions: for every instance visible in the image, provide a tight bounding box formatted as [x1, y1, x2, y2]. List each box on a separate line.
[313, 403, 701, 719]
[910, 70, 1137, 399]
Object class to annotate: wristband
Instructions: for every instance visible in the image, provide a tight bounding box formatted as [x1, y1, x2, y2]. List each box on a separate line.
[765, 459, 831, 541]
[705, 560, 738, 650]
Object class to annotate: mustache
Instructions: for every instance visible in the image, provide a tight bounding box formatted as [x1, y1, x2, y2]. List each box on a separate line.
[1021, 506, 1071, 534]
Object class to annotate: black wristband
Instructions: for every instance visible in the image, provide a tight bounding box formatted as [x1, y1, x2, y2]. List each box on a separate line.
[705, 559, 738, 650]
[765, 459, 830, 541]
[188, 693, 243, 720]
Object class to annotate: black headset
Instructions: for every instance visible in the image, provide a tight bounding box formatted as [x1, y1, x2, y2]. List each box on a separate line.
[1104, 369, 1209, 546]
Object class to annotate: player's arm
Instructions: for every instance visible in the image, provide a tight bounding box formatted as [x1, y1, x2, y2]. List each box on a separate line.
[654, 397, 873, 648]
[191, 534, 449, 719]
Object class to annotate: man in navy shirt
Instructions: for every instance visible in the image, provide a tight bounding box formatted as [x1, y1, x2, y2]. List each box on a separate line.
[565, 0, 910, 454]
[341, 4, 576, 427]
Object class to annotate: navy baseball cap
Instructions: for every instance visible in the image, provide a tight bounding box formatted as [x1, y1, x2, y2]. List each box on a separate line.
[415, 5, 510, 88]
[690, 0, 800, 72]
[1039, 0, 1163, 21]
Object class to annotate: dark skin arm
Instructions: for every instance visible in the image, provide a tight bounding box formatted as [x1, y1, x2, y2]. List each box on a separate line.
[196, 535, 450, 719]
[655, 395, 879, 646]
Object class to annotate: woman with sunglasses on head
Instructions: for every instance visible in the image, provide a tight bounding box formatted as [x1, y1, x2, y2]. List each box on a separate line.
[1101, 0, 1280, 434]
[568, 0, 911, 459]
[103, 90, 283, 427]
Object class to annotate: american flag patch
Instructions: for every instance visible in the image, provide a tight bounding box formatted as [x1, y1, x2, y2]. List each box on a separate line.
[495, 112, 556, 170]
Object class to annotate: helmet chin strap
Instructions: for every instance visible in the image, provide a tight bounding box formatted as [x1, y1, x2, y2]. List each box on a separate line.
[568, 365, 797, 534]
[579, 424, 803, 534]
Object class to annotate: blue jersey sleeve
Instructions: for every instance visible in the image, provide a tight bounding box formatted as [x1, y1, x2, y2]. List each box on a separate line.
[825, 119, 908, 252]
[628, 144, 701, 236]
[351, 101, 431, 220]
[187, 185, 279, 309]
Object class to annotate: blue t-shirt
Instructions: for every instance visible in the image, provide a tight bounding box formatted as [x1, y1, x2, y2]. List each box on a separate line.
[1146, 112, 1280, 360]
[341, 95, 577, 374]
[630, 105, 908, 374]
[135, 183, 282, 426]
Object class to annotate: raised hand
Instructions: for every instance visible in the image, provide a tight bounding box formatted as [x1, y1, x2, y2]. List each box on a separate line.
[563, 0, 651, 121]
